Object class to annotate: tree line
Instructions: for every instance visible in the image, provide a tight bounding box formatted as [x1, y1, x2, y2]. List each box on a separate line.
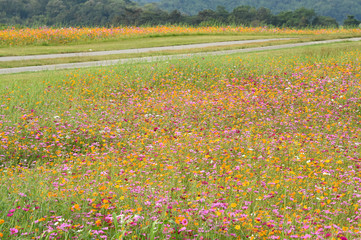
[135, 0, 361, 25]
[0, 0, 360, 28]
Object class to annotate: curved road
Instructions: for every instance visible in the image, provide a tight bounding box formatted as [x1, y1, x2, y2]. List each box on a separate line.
[1, 37, 360, 75]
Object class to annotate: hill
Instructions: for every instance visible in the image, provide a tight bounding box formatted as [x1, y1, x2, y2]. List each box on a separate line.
[134, 0, 361, 24]
[0, 0, 139, 26]
[0, 0, 358, 27]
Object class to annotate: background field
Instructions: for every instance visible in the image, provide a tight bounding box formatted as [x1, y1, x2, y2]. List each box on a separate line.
[1, 26, 361, 69]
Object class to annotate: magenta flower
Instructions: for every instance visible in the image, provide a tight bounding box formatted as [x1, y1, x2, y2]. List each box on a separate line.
[181, 218, 188, 226]
[10, 228, 18, 235]
[302, 234, 312, 239]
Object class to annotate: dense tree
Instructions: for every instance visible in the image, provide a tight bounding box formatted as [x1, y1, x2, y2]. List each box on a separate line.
[313, 16, 338, 28]
[0, 0, 141, 26]
[215, 6, 229, 24]
[273, 8, 317, 27]
[0, 0, 346, 28]
[168, 10, 183, 24]
[229, 6, 257, 25]
[134, 0, 361, 24]
[256, 7, 272, 24]
[343, 15, 361, 27]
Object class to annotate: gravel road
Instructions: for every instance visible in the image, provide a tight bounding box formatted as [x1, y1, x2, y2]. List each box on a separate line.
[0, 38, 293, 62]
[1, 37, 360, 75]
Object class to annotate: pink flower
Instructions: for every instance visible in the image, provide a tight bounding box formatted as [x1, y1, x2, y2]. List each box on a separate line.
[181, 219, 188, 226]
[10, 228, 18, 235]
[302, 234, 312, 239]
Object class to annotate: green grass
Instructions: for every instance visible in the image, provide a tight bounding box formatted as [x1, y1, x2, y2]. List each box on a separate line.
[0, 39, 301, 68]
[1, 40, 360, 82]
[1, 32, 360, 57]
[1, 38, 360, 70]
[0, 34, 288, 57]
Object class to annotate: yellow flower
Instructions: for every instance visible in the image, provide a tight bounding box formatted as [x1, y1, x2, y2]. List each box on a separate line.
[95, 219, 102, 226]
[0, 219, 4, 224]
[235, 225, 241, 230]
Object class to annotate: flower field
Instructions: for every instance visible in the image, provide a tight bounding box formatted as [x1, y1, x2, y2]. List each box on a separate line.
[1, 42, 361, 239]
[1, 26, 361, 46]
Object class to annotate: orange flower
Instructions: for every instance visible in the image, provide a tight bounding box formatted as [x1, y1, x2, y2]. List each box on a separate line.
[72, 204, 81, 211]
[95, 219, 102, 226]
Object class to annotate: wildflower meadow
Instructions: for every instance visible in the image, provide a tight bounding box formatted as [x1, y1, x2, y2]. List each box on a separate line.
[1, 26, 361, 47]
[0, 29, 361, 239]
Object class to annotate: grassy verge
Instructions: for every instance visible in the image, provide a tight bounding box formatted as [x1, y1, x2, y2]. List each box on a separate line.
[1, 32, 361, 57]
[0, 38, 299, 68]
[2, 37, 361, 69]
[1, 40, 361, 79]
[0, 34, 292, 57]
[1, 40, 361, 239]
[2, 40, 361, 79]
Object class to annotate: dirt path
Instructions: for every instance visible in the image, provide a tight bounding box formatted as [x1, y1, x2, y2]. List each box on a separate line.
[1, 37, 360, 75]
[0, 38, 293, 62]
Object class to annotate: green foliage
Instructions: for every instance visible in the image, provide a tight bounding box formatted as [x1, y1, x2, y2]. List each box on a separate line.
[0, 0, 356, 28]
[0, 0, 139, 26]
[146, 0, 361, 24]
[344, 15, 361, 27]
[185, 6, 340, 28]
